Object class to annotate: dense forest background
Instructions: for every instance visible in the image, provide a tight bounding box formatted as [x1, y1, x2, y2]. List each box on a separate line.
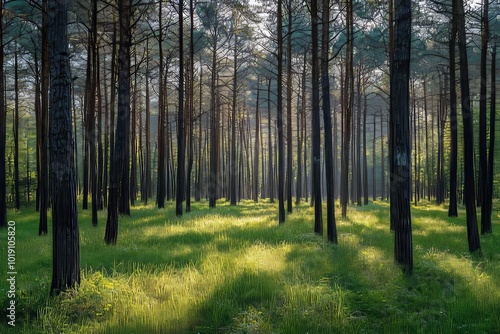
[0, 0, 499, 245]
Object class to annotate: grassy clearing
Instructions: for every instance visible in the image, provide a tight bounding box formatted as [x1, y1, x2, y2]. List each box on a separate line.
[1, 199, 499, 333]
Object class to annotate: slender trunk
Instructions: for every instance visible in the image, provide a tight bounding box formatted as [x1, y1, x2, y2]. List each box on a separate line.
[479, 0, 490, 233]
[231, 32, 238, 205]
[14, 51, 20, 209]
[176, 0, 185, 216]
[311, 0, 322, 233]
[341, 0, 353, 218]
[286, 0, 293, 213]
[455, 0, 480, 252]
[253, 80, 261, 202]
[448, 20, 458, 217]
[484, 43, 496, 234]
[268, 79, 274, 203]
[322, 0, 336, 242]
[391, 0, 413, 274]
[277, 0, 285, 223]
[106, 0, 131, 244]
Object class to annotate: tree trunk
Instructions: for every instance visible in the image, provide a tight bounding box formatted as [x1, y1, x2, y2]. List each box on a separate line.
[176, 0, 185, 216]
[277, 0, 285, 223]
[322, 0, 336, 242]
[253, 80, 261, 203]
[14, 51, 20, 210]
[286, 0, 293, 213]
[448, 18, 458, 217]
[48, 0, 80, 294]
[311, 0, 322, 233]
[156, 0, 166, 208]
[455, 0, 481, 252]
[39, 0, 50, 235]
[391, 0, 413, 274]
[479, 0, 490, 233]
[484, 43, 496, 234]
[268, 79, 274, 203]
[106, 0, 131, 245]
[341, 0, 353, 219]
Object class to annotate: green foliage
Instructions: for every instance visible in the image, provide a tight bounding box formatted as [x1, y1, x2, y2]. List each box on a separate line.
[1, 201, 499, 333]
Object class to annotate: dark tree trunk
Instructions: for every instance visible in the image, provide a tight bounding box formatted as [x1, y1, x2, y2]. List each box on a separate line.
[186, 0, 195, 212]
[455, 0, 481, 252]
[0, 0, 6, 228]
[286, 0, 293, 213]
[479, 0, 490, 233]
[311, 0, 322, 233]
[14, 51, 20, 210]
[391, 0, 413, 274]
[156, 1, 166, 208]
[362, 87, 368, 205]
[253, 80, 261, 203]
[230, 33, 238, 206]
[277, 0, 285, 223]
[372, 113, 376, 200]
[105, 0, 131, 245]
[48, 0, 80, 294]
[209, 39, 218, 208]
[483, 43, 496, 234]
[176, 0, 185, 216]
[448, 17, 458, 217]
[268, 79, 274, 203]
[322, 0, 336, 242]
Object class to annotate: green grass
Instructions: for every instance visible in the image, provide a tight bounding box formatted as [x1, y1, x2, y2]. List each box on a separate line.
[1, 199, 500, 333]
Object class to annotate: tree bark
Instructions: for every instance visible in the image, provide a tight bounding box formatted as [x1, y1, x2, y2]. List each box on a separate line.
[322, 0, 336, 242]
[176, 0, 185, 216]
[455, 0, 481, 252]
[277, 0, 285, 223]
[48, 0, 80, 294]
[106, 0, 131, 244]
[448, 16, 458, 217]
[311, 0, 322, 233]
[391, 0, 413, 274]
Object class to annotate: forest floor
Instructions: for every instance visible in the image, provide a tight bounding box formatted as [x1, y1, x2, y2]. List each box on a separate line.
[1, 199, 500, 333]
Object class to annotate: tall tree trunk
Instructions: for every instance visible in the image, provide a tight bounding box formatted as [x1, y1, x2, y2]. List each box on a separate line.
[392, 0, 413, 274]
[362, 86, 368, 205]
[372, 113, 376, 200]
[479, 0, 490, 233]
[209, 38, 218, 208]
[253, 80, 261, 203]
[448, 18, 458, 217]
[230, 32, 238, 206]
[176, 0, 185, 216]
[286, 0, 293, 213]
[322, 0, 336, 242]
[277, 0, 285, 223]
[14, 51, 20, 210]
[268, 79, 274, 203]
[48, 0, 80, 294]
[186, 0, 195, 212]
[311, 0, 322, 233]
[484, 43, 496, 234]
[106, 0, 131, 244]
[156, 0, 166, 208]
[455, 0, 481, 252]
[341, 0, 353, 219]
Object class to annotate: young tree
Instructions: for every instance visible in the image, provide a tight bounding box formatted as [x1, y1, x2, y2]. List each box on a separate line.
[176, 0, 185, 216]
[48, 0, 80, 294]
[454, 0, 480, 252]
[322, 0, 337, 242]
[448, 11, 458, 217]
[479, 0, 490, 234]
[106, 0, 131, 245]
[391, 0, 413, 274]
[311, 0, 322, 233]
[277, 0, 285, 223]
